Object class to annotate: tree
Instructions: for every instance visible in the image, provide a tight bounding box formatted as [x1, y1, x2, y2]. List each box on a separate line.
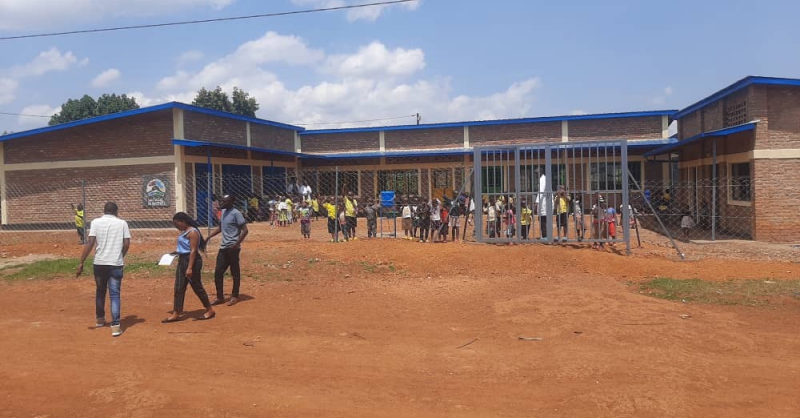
[49, 93, 139, 126]
[192, 86, 259, 117]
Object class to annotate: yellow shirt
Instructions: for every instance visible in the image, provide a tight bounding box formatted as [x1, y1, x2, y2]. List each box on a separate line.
[520, 208, 532, 226]
[74, 210, 85, 228]
[323, 203, 337, 220]
[559, 198, 568, 214]
[345, 197, 357, 217]
[249, 197, 259, 210]
[285, 198, 293, 211]
[311, 199, 319, 212]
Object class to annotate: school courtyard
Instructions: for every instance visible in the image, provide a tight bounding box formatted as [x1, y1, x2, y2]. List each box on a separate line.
[0, 222, 799, 418]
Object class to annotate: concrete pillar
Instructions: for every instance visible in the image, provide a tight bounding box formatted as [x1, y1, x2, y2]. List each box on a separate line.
[0, 142, 6, 225]
[561, 120, 569, 142]
[173, 108, 187, 212]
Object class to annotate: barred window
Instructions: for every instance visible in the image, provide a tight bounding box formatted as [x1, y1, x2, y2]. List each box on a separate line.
[318, 171, 359, 197]
[378, 170, 419, 195]
[590, 162, 623, 191]
[724, 101, 748, 127]
[481, 166, 503, 194]
[730, 162, 751, 202]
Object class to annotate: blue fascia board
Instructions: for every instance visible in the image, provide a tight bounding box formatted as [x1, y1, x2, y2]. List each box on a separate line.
[0, 102, 175, 142]
[673, 76, 800, 120]
[173, 138, 303, 158]
[302, 148, 474, 159]
[299, 110, 678, 135]
[643, 122, 757, 157]
[172, 103, 305, 131]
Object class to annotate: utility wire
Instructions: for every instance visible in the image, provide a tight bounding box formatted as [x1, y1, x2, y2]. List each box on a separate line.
[294, 114, 417, 126]
[0, 111, 52, 118]
[0, 0, 419, 41]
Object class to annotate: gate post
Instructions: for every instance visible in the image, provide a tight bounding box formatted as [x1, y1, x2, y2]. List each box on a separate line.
[473, 148, 483, 242]
[621, 140, 631, 255]
[545, 144, 553, 244]
[513, 147, 522, 244]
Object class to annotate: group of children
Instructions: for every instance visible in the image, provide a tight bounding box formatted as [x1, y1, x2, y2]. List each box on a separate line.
[397, 194, 470, 243]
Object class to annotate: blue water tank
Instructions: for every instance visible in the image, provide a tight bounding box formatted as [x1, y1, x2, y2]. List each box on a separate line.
[380, 191, 396, 208]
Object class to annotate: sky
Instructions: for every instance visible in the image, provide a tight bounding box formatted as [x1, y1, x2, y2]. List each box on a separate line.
[1, 0, 799, 133]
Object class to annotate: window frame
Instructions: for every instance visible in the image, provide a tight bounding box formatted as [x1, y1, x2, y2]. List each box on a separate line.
[727, 161, 752, 206]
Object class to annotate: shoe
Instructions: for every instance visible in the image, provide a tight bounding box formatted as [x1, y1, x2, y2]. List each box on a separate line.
[539, 237, 548, 242]
[111, 324, 122, 337]
[95, 318, 106, 328]
[227, 297, 239, 307]
[210, 298, 225, 306]
[561, 237, 568, 243]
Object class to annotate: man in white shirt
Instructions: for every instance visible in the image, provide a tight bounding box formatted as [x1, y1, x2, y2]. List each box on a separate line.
[534, 168, 549, 241]
[76, 202, 131, 337]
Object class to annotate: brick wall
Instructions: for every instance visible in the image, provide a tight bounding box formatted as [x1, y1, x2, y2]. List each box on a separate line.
[569, 116, 662, 141]
[753, 158, 800, 242]
[184, 111, 246, 146]
[5, 163, 176, 228]
[384, 127, 462, 150]
[300, 131, 380, 153]
[360, 170, 375, 200]
[703, 100, 724, 132]
[680, 111, 702, 140]
[763, 85, 800, 150]
[251, 123, 296, 152]
[4, 110, 173, 164]
[471, 122, 561, 145]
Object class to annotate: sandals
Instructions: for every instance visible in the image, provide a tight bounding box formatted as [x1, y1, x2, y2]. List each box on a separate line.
[161, 316, 183, 324]
[195, 312, 216, 321]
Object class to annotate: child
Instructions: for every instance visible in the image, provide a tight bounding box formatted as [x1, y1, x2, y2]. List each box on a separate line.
[365, 201, 378, 238]
[505, 205, 516, 239]
[430, 199, 442, 243]
[277, 196, 288, 227]
[401, 198, 413, 240]
[449, 199, 461, 242]
[592, 193, 608, 250]
[520, 199, 532, 240]
[440, 202, 449, 242]
[298, 201, 312, 239]
[416, 199, 431, 243]
[71, 203, 85, 245]
[573, 195, 585, 242]
[554, 185, 571, 243]
[323, 198, 338, 242]
[486, 197, 497, 238]
[412, 197, 420, 239]
[681, 211, 694, 241]
[338, 203, 350, 241]
[310, 195, 320, 221]
[605, 205, 617, 243]
[285, 195, 294, 225]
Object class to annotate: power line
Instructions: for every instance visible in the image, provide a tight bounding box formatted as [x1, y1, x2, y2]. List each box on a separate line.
[0, 111, 51, 118]
[0, 0, 419, 41]
[293, 114, 418, 126]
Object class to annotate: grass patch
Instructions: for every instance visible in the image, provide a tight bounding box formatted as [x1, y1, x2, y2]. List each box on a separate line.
[1, 257, 170, 281]
[639, 277, 800, 306]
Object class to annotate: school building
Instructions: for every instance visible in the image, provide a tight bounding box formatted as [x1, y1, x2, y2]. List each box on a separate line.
[0, 75, 798, 242]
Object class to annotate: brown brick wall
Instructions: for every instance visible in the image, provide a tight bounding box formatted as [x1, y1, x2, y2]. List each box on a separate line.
[753, 158, 800, 242]
[471, 122, 561, 145]
[4, 110, 174, 164]
[184, 111, 246, 146]
[703, 100, 724, 132]
[300, 132, 379, 153]
[680, 111, 702, 140]
[569, 116, 663, 141]
[385, 127, 463, 150]
[5, 163, 176, 227]
[763, 85, 800, 150]
[251, 123, 296, 152]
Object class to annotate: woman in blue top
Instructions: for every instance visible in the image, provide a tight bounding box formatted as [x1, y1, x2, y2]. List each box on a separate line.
[162, 212, 215, 323]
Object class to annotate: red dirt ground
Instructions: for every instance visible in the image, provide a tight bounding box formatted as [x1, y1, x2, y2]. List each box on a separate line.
[1, 222, 799, 418]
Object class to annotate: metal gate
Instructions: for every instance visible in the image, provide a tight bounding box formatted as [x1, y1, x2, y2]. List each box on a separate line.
[472, 140, 632, 253]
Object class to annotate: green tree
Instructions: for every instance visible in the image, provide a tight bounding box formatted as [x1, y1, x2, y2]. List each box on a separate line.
[49, 94, 139, 126]
[192, 86, 259, 117]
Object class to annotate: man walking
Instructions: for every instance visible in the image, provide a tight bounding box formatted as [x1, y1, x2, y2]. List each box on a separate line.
[207, 195, 249, 306]
[76, 202, 131, 337]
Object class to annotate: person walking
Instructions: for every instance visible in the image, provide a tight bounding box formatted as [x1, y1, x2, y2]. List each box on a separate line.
[162, 213, 215, 323]
[207, 195, 249, 307]
[76, 202, 131, 337]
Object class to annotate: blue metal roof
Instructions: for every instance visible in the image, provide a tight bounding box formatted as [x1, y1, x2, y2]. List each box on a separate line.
[642, 122, 757, 157]
[173, 139, 304, 158]
[0, 102, 304, 142]
[299, 110, 678, 135]
[302, 148, 473, 159]
[673, 76, 800, 120]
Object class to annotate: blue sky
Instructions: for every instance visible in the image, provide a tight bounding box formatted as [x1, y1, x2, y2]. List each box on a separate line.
[1, 0, 799, 133]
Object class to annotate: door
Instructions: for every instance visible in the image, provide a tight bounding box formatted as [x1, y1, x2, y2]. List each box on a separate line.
[195, 163, 213, 226]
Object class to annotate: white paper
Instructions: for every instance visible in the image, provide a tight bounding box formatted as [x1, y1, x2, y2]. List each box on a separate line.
[158, 254, 177, 266]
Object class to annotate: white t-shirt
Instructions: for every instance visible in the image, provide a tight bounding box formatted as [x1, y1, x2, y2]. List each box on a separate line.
[402, 206, 412, 218]
[536, 174, 548, 216]
[89, 214, 131, 266]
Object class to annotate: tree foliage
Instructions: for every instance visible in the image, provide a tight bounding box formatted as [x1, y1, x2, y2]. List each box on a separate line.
[49, 94, 139, 126]
[192, 86, 259, 118]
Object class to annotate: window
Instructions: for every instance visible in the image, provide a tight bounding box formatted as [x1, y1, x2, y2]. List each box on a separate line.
[481, 166, 503, 194]
[432, 169, 451, 189]
[724, 101, 748, 127]
[627, 161, 643, 185]
[520, 165, 567, 192]
[590, 162, 623, 191]
[730, 162, 751, 202]
[378, 170, 419, 195]
[318, 171, 359, 197]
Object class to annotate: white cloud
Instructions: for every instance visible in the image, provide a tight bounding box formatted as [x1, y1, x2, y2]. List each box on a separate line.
[91, 68, 121, 88]
[16, 104, 59, 128]
[291, 0, 420, 22]
[325, 41, 425, 78]
[0, 0, 235, 30]
[177, 50, 205, 67]
[0, 77, 17, 105]
[135, 32, 540, 129]
[664, 86, 673, 96]
[10, 47, 86, 78]
[652, 86, 674, 105]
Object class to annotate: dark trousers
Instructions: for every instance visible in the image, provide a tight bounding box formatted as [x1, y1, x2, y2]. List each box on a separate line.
[94, 265, 123, 326]
[367, 218, 377, 238]
[77, 227, 85, 242]
[521, 224, 530, 240]
[174, 254, 211, 312]
[214, 247, 241, 298]
[346, 216, 357, 238]
[540, 215, 548, 238]
[418, 221, 430, 241]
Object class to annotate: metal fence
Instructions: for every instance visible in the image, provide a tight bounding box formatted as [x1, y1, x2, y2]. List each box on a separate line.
[472, 141, 632, 252]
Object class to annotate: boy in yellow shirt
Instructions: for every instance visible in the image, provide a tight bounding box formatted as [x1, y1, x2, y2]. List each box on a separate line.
[520, 199, 532, 240]
[322, 198, 338, 242]
[71, 203, 85, 245]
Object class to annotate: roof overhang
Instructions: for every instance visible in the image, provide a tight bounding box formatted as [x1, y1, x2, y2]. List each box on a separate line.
[173, 139, 305, 158]
[642, 122, 757, 158]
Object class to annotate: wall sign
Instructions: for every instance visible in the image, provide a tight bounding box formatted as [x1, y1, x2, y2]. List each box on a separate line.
[143, 176, 170, 208]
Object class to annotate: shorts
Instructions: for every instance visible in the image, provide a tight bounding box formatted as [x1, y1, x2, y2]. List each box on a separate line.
[301, 221, 311, 235]
[449, 215, 461, 228]
[346, 216, 357, 229]
[327, 218, 336, 234]
[557, 213, 568, 228]
[402, 218, 412, 231]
